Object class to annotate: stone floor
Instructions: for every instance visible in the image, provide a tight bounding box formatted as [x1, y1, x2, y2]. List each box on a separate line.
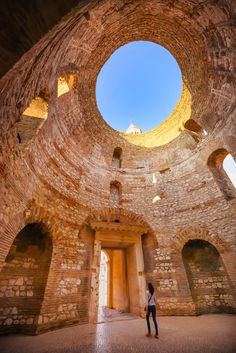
[97, 306, 139, 323]
[0, 314, 236, 353]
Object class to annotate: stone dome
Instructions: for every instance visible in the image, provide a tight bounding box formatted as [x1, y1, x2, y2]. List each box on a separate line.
[0, 0, 235, 336]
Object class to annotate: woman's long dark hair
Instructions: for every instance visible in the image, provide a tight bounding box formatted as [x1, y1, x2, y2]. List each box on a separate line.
[148, 282, 154, 295]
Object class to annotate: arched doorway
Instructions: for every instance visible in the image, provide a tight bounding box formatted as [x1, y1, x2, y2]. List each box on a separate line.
[0, 223, 52, 334]
[182, 239, 234, 314]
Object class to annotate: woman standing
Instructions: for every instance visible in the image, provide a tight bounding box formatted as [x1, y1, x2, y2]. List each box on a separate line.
[145, 282, 159, 338]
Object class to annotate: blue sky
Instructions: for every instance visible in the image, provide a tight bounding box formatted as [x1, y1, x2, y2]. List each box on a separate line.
[223, 155, 236, 188]
[96, 41, 182, 132]
[95, 41, 236, 187]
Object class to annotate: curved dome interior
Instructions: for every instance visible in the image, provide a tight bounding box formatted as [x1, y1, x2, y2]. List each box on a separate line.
[0, 0, 235, 336]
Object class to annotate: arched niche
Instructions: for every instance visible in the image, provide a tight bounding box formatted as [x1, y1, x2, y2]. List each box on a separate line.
[184, 119, 206, 142]
[112, 147, 122, 168]
[57, 73, 79, 97]
[15, 88, 49, 145]
[0, 223, 52, 334]
[110, 181, 122, 205]
[182, 239, 234, 315]
[207, 148, 236, 200]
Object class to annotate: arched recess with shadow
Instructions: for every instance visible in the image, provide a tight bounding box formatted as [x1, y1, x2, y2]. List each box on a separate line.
[57, 72, 79, 97]
[15, 87, 49, 145]
[110, 180, 122, 205]
[0, 223, 52, 334]
[112, 147, 122, 168]
[182, 239, 235, 315]
[207, 148, 236, 200]
[184, 119, 206, 142]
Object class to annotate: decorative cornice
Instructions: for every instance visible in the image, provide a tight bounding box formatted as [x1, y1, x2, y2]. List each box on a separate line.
[90, 221, 149, 234]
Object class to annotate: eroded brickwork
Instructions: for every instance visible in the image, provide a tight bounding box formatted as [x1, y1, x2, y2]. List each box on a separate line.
[0, 223, 52, 334]
[0, 0, 235, 335]
[183, 239, 234, 314]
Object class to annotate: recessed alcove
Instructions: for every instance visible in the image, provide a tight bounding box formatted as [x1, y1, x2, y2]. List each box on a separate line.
[110, 181, 122, 205]
[112, 147, 122, 168]
[207, 149, 236, 200]
[57, 74, 79, 97]
[0, 223, 52, 334]
[15, 88, 49, 145]
[182, 239, 234, 314]
[184, 119, 207, 142]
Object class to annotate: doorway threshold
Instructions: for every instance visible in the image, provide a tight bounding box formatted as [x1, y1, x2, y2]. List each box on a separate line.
[97, 306, 139, 324]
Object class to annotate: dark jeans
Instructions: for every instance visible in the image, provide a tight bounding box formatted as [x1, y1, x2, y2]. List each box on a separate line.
[146, 305, 158, 336]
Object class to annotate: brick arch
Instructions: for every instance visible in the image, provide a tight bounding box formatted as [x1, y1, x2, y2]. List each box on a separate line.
[85, 207, 155, 235]
[112, 147, 122, 168]
[56, 67, 80, 98]
[182, 238, 235, 314]
[23, 208, 55, 239]
[207, 148, 236, 200]
[56, 64, 80, 77]
[173, 226, 228, 253]
[84, 207, 158, 283]
[0, 204, 56, 270]
[84, 208, 158, 263]
[0, 220, 53, 334]
[12, 85, 50, 149]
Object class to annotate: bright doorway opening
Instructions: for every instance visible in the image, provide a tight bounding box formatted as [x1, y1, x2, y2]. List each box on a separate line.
[98, 250, 109, 308]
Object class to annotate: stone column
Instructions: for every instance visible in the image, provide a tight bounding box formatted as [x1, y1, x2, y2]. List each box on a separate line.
[135, 236, 146, 317]
[89, 238, 101, 323]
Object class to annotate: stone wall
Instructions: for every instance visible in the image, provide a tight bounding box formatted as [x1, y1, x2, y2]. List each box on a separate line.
[0, 0, 235, 334]
[0, 223, 52, 334]
[182, 239, 234, 314]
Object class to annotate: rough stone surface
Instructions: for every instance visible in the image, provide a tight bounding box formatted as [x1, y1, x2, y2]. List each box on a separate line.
[0, 0, 83, 78]
[0, 0, 235, 335]
[0, 314, 236, 353]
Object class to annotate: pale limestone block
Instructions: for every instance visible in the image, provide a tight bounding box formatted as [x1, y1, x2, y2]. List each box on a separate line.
[5, 318, 13, 325]
[15, 277, 24, 286]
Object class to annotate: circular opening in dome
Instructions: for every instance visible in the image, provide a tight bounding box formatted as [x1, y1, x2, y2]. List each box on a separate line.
[96, 41, 182, 133]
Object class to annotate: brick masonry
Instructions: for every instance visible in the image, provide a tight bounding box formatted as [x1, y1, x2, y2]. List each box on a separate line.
[0, 0, 235, 334]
